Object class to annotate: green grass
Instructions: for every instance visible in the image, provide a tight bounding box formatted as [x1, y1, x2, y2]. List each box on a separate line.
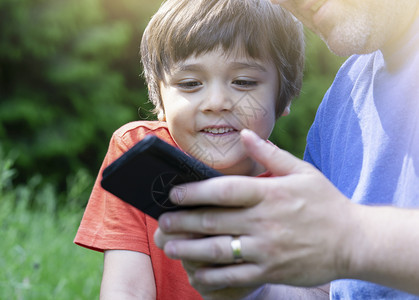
[0, 152, 103, 299]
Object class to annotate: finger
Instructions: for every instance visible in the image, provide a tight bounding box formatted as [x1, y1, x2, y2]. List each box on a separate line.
[241, 129, 311, 176]
[182, 260, 208, 273]
[163, 235, 256, 264]
[170, 175, 267, 207]
[164, 236, 237, 263]
[158, 206, 256, 235]
[193, 263, 264, 287]
[182, 260, 230, 293]
[153, 228, 205, 249]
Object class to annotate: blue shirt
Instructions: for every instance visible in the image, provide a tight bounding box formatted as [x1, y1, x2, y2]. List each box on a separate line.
[304, 18, 419, 299]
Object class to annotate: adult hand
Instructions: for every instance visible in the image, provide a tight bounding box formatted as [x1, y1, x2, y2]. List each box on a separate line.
[155, 129, 357, 289]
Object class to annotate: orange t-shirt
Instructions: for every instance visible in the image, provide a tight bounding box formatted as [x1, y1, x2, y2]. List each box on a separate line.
[74, 121, 203, 300]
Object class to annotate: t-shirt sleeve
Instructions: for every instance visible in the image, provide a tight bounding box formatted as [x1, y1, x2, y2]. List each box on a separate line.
[74, 129, 151, 254]
[304, 103, 324, 170]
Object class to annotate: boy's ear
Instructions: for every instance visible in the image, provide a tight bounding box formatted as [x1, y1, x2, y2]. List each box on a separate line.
[157, 110, 166, 121]
[281, 105, 291, 117]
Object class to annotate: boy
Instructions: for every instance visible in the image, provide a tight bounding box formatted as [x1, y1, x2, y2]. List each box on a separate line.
[74, 0, 304, 298]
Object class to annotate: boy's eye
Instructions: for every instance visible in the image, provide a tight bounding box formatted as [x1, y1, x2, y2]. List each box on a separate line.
[233, 80, 258, 88]
[177, 81, 202, 90]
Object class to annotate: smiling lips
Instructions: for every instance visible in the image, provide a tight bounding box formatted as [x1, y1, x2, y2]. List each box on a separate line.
[202, 127, 237, 134]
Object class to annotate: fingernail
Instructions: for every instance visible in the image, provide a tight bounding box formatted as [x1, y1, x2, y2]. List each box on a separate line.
[241, 129, 263, 144]
[165, 242, 177, 258]
[241, 129, 258, 139]
[170, 186, 187, 205]
[159, 214, 171, 231]
[153, 231, 163, 249]
[240, 128, 253, 137]
[194, 269, 205, 283]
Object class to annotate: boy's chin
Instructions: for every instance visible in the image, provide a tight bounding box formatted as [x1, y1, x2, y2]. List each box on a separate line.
[210, 155, 258, 176]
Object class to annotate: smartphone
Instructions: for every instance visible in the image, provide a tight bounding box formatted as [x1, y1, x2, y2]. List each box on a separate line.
[101, 135, 223, 219]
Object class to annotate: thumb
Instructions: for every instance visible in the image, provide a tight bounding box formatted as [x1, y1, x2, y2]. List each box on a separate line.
[241, 129, 309, 176]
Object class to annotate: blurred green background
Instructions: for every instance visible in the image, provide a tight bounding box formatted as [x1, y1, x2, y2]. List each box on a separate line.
[0, 0, 346, 298]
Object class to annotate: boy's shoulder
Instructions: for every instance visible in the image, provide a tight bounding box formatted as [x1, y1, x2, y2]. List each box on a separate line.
[114, 120, 169, 136]
[112, 120, 175, 148]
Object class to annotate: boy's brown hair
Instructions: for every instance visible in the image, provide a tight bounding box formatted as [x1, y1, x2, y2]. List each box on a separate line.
[140, 0, 304, 119]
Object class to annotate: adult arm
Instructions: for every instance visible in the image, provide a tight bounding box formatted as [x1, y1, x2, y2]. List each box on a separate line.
[155, 129, 419, 296]
[100, 250, 156, 300]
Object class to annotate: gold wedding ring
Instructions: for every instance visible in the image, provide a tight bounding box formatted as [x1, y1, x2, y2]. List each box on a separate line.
[230, 236, 244, 263]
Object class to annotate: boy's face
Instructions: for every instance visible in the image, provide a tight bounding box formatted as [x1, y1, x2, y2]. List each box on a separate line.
[160, 48, 281, 176]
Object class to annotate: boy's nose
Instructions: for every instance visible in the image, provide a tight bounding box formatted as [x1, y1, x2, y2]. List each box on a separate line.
[200, 84, 234, 113]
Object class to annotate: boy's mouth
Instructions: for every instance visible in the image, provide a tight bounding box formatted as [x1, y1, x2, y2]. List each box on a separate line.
[201, 127, 237, 134]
